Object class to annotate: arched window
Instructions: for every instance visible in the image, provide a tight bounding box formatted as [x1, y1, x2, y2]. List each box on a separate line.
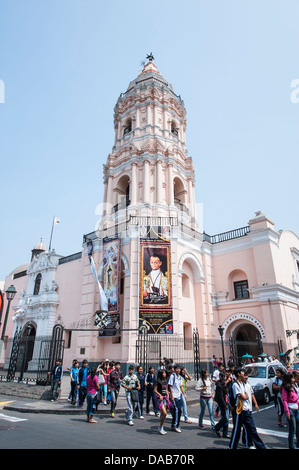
[171, 121, 178, 137]
[113, 175, 130, 213]
[33, 273, 42, 295]
[123, 118, 132, 136]
[228, 269, 249, 300]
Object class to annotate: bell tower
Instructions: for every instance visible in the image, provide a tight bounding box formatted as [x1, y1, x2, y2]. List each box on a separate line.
[90, 56, 206, 362]
[100, 56, 197, 229]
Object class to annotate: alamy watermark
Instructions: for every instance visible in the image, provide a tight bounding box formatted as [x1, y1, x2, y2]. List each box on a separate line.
[290, 79, 299, 104]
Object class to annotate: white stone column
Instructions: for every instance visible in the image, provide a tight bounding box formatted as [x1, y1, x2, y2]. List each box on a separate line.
[143, 160, 150, 203]
[168, 163, 174, 206]
[131, 162, 137, 205]
[188, 177, 194, 218]
[156, 159, 163, 203]
[106, 174, 114, 214]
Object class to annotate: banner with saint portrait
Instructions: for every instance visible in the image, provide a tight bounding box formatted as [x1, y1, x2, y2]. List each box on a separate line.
[139, 226, 173, 334]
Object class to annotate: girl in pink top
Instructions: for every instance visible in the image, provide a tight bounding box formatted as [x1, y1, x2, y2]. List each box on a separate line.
[86, 367, 100, 423]
[282, 372, 299, 449]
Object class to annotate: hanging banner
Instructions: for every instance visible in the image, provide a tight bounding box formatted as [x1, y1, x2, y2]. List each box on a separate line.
[0, 290, 3, 324]
[98, 238, 121, 337]
[139, 227, 173, 334]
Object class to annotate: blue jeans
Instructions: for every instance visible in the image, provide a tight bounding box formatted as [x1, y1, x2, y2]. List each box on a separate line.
[50, 379, 60, 401]
[180, 393, 189, 421]
[288, 408, 299, 449]
[136, 390, 144, 417]
[215, 403, 229, 436]
[199, 396, 215, 427]
[171, 397, 182, 428]
[78, 386, 87, 407]
[100, 383, 107, 398]
[86, 393, 96, 417]
[126, 392, 134, 422]
[146, 388, 158, 414]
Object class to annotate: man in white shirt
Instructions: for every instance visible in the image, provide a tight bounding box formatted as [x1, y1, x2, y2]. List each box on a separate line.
[228, 367, 266, 449]
[168, 364, 186, 432]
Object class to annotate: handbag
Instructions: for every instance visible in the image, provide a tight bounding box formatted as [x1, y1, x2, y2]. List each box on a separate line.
[236, 399, 243, 415]
[130, 388, 139, 403]
[94, 390, 102, 405]
[98, 374, 105, 385]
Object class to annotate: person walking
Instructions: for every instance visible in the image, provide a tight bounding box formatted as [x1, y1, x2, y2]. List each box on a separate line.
[67, 359, 78, 402]
[99, 361, 110, 405]
[273, 367, 287, 428]
[214, 372, 229, 438]
[168, 364, 186, 433]
[86, 367, 100, 423]
[195, 369, 215, 430]
[154, 369, 170, 435]
[180, 366, 192, 424]
[121, 365, 140, 426]
[228, 367, 266, 449]
[48, 358, 63, 402]
[293, 371, 299, 397]
[70, 360, 79, 405]
[77, 360, 90, 408]
[145, 366, 158, 415]
[136, 365, 145, 419]
[107, 361, 124, 418]
[282, 372, 299, 449]
[213, 362, 224, 417]
[241, 373, 261, 448]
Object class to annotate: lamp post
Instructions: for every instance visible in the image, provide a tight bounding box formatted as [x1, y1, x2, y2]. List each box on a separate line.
[1, 285, 17, 342]
[0, 285, 17, 358]
[218, 325, 226, 368]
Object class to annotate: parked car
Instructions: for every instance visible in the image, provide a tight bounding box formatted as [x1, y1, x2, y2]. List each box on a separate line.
[244, 362, 287, 404]
[289, 362, 299, 373]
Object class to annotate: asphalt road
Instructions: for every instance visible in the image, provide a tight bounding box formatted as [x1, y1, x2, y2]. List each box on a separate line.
[0, 397, 290, 452]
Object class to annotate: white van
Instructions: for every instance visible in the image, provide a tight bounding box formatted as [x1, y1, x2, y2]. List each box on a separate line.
[244, 362, 287, 404]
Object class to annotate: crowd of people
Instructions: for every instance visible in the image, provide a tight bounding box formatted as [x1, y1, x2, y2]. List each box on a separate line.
[48, 355, 299, 449]
[205, 359, 299, 449]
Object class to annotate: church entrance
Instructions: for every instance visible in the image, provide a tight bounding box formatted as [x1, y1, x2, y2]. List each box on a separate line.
[20, 323, 36, 372]
[229, 323, 263, 365]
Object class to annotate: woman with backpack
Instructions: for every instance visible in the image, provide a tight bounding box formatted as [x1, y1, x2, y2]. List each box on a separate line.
[195, 369, 215, 430]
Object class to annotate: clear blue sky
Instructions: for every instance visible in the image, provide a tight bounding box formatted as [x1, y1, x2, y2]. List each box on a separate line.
[1, 0, 299, 281]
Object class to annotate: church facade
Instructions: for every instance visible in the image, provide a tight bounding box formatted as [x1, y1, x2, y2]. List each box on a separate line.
[1, 58, 299, 373]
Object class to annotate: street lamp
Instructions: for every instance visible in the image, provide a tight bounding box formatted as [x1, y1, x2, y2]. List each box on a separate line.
[218, 325, 226, 368]
[0, 285, 17, 342]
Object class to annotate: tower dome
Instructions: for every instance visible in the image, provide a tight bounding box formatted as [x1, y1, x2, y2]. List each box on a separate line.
[31, 238, 46, 260]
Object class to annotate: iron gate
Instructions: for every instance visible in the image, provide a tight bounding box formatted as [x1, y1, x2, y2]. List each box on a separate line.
[229, 333, 266, 366]
[37, 324, 65, 385]
[6, 324, 64, 384]
[135, 328, 200, 378]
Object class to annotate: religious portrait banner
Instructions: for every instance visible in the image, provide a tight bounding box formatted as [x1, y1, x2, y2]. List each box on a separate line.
[98, 237, 121, 337]
[139, 229, 173, 334]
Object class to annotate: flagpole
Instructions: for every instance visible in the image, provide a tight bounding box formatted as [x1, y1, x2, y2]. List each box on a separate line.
[48, 217, 55, 252]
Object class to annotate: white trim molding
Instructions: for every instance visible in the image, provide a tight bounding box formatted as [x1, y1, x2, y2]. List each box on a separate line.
[222, 313, 266, 340]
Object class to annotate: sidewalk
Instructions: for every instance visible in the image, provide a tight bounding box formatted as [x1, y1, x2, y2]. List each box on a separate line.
[0, 376, 200, 416]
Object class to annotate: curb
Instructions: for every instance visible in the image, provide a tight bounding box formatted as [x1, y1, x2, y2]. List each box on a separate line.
[2, 396, 200, 415]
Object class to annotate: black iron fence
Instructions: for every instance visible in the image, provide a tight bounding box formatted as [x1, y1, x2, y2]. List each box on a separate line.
[0, 324, 64, 385]
[135, 329, 200, 378]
